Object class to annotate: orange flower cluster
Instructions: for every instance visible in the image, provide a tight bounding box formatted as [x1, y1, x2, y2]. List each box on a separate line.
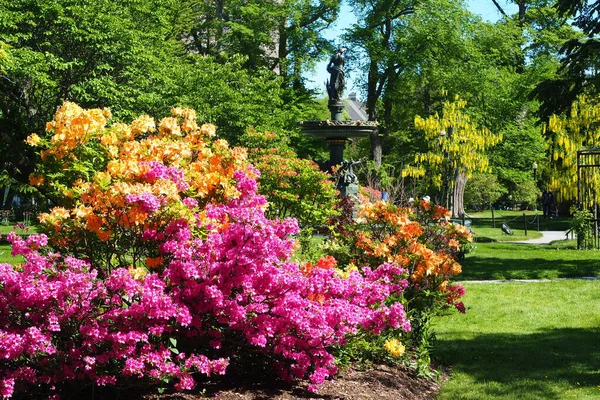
[302, 255, 338, 304]
[29, 102, 250, 271]
[302, 255, 337, 276]
[353, 200, 470, 287]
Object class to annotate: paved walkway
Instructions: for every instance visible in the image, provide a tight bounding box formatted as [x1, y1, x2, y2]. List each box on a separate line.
[507, 230, 570, 244]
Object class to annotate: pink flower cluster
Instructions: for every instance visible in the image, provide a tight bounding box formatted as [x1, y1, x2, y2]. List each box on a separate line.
[142, 161, 189, 191]
[125, 192, 163, 213]
[446, 284, 467, 313]
[0, 169, 410, 398]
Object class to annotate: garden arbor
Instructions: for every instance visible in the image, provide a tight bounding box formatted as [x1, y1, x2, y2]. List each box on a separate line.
[577, 148, 600, 248]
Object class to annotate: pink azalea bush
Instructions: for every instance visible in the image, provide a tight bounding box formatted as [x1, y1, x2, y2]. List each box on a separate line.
[0, 104, 411, 398]
[0, 171, 410, 398]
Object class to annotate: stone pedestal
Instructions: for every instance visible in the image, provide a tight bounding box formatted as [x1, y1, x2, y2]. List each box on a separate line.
[328, 100, 345, 122]
[327, 139, 346, 167]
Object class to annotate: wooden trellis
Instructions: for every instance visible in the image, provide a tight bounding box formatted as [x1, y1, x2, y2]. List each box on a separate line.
[577, 148, 600, 248]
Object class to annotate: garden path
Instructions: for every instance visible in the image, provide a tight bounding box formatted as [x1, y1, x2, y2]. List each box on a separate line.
[507, 230, 568, 244]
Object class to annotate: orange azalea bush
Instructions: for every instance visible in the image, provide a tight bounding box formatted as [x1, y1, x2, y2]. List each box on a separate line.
[28, 102, 250, 271]
[353, 199, 470, 286]
[327, 197, 472, 371]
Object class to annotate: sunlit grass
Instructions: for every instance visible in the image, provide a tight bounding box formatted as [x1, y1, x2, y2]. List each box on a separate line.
[467, 210, 571, 232]
[470, 226, 542, 242]
[0, 244, 23, 265]
[434, 281, 600, 399]
[460, 241, 600, 281]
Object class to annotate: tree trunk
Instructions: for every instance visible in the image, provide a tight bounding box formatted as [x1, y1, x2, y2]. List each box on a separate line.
[452, 169, 468, 218]
[277, 23, 288, 79]
[366, 60, 382, 169]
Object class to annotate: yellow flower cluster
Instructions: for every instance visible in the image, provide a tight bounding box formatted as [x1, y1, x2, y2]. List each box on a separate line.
[384, 338, 405, 358]
[545, 95, 600, 204]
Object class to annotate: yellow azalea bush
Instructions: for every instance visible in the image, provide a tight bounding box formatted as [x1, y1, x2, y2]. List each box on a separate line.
[28, 102, 250, 271]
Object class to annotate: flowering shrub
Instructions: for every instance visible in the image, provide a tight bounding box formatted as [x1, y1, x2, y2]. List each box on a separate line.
[337, 199, 470, 302]
[239, 129, 338, 227]
[358, 186, 382, 203]
[326, 198, 471, 372]
[28, 102, 249, 272]
[0, 103, 412, 398]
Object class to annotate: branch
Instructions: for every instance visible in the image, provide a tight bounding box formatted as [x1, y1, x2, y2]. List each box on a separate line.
[389, 7, 413, 21]
[490, 0, 507, 17]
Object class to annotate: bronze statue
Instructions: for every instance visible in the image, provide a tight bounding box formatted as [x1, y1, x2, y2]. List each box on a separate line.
[326, 48, 346, 101]
[339, 159, 360, 185]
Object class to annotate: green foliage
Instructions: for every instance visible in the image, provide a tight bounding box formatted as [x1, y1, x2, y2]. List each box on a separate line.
[179, 0, 340, 84]
[489, 117, 546, 194]
[510, 179, 540, 210]
[239, 129, 339, 227]
[464, 173, 507, 211]
[570, 208, 594, 250]
[534, 0, 599, 118]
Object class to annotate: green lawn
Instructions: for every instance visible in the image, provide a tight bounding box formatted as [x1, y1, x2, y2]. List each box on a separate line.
[433, 280, 600, 400]
[0, 224, 39, 235]
[460, 242, 600, 280]
[471, 226, 542, 242]
[467, 210, 571, 232]
[465, 210, 570, 244]
[0, 244, 22, 264]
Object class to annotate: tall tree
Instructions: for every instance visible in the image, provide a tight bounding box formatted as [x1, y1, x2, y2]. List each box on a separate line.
[344, 0, 419, 169]
[180, 0, 340, 85]
[534, 0, 599, 117]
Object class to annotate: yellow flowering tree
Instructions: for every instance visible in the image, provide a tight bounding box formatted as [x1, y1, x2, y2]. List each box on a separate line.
[545, 95, 600, 207]
[404, 96, 502, 217]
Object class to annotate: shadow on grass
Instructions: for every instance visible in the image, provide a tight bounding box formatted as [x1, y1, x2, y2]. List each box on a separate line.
[435, 328, 600, 399]
[460, 244, 600, 281]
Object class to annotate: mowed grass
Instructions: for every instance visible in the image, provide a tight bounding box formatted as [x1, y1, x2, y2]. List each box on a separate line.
[468, 210, 570, 231]
[466, 210, 569, 243]
[460, 242, 600, 280]
[433, 280, 600, 400]
[471, 226, 542, 242]
[0, 244, 23, 264]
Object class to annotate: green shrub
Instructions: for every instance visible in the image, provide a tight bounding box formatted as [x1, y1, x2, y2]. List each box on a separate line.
[570, 208, 595, 249]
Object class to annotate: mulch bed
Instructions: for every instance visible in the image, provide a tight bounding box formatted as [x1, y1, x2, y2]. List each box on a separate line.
[136, 363, 444, 400]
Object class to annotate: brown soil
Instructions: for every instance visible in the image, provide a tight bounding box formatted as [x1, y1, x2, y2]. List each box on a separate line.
[140, 364, 443, 400]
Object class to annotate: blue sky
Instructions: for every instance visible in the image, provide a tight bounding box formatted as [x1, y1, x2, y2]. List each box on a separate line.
[305, 0, 519, 94]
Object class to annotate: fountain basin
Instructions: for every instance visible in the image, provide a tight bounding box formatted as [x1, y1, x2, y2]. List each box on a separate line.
[299, 120, 378, 139]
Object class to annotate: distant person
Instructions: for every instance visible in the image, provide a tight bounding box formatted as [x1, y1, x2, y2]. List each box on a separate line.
[542, 190, 554, 219]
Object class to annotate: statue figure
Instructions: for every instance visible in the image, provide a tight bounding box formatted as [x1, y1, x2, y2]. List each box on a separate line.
[339, 159, 360, 186]
[326, 48, 346, 101]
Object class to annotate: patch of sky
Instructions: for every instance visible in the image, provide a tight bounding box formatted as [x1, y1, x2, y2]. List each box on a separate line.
[303, 0, 519, 97]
